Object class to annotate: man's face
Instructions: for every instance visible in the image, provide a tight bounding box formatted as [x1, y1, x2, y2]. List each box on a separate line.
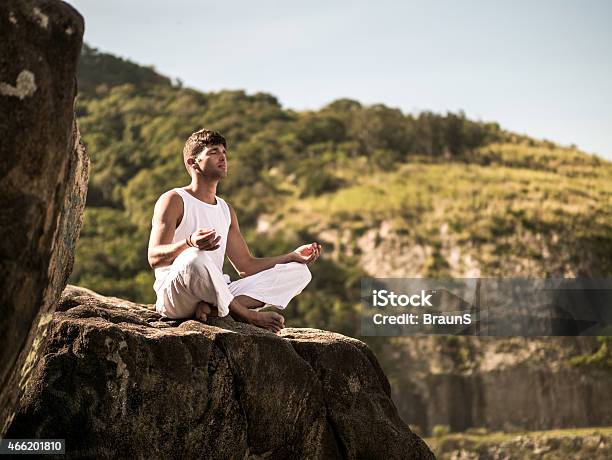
[192, 144, 228, 179]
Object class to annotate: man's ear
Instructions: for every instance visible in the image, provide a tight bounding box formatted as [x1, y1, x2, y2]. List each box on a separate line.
[186, 158, 199, 170]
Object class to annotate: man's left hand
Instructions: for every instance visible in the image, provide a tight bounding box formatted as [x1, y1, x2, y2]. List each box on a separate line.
[290, 242, 322, 265]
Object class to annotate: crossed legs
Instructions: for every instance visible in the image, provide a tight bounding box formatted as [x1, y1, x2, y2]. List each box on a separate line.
[157, 248, 310, 333]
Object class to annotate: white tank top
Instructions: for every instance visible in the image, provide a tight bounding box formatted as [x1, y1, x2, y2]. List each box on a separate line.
[153, 187, 231, 292]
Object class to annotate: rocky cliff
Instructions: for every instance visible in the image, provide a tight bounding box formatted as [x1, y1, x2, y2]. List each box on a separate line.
[0, 0, 87, 434]
[384, 336, 612, 435]
[7, 286, 434, 459]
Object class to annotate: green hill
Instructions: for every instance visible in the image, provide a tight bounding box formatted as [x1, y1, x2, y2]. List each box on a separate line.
[71, 45, 612, 336]
[77, 44, 173, 97]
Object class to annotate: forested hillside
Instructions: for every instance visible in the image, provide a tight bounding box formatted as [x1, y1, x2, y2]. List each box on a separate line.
[71, 45, 612, 336]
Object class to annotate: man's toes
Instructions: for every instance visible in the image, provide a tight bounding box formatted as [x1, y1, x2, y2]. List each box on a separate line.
[262, 318, 281, 333]
[196, 301, 212, 315]
[273, 313, 285, 328]
[196, 312, 207, 322]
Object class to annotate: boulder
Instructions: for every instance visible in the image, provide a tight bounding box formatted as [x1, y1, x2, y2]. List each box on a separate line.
[0, 0, 87, 434]
[7, 286, 434, 459]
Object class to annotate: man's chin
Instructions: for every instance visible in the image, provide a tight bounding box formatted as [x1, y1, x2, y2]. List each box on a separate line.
[202, 170, 227, 180]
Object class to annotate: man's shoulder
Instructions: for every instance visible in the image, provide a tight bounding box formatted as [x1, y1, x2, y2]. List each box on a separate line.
[155, 188, 183, 211]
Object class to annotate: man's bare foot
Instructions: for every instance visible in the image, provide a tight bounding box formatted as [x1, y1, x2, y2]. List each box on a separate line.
[247, 310, 285, 333]
[195, 301, 212, 321]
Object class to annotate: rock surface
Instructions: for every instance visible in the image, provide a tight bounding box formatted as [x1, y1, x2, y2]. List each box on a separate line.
[0, 0, 87, 434]
[7, 286, 434, 459]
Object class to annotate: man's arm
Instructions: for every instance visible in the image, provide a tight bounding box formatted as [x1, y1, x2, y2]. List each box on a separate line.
[147, 191, 189, 269]
[225, 205, 321, 277]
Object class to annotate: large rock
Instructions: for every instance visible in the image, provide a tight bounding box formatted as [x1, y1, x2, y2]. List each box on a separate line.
[7, 286, 434, 459]
[0, 0, 87, 434]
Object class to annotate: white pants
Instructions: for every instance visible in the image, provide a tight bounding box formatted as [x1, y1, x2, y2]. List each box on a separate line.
[155, 248, 312, 319]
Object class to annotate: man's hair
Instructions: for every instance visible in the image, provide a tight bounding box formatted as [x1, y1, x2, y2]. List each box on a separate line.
[183, 129, 227, 166]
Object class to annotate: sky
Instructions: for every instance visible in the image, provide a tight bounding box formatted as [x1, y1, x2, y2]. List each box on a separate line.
[66, 0, 612, 159]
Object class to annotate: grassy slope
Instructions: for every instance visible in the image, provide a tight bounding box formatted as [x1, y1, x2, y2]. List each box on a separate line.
[267, 142, 612, 278]
[426, 426, 612, 459]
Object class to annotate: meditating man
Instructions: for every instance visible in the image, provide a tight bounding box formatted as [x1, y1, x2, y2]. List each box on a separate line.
[147, 129, 320, 333]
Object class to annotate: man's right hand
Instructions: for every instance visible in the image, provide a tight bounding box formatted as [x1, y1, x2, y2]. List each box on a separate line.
[189, 228, 221, 251]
